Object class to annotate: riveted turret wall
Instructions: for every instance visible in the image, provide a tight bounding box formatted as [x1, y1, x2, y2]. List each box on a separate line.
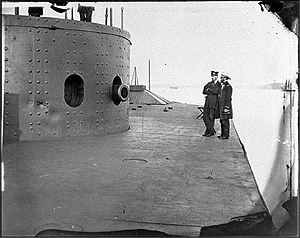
[3, 14, 131, 141]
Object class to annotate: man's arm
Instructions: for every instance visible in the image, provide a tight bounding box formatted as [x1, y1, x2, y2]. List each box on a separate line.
[202, 83, 211, 95]
[224, 85, 232, 110]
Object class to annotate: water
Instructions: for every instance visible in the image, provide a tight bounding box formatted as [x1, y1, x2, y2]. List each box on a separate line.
[151, 84, 296, 215]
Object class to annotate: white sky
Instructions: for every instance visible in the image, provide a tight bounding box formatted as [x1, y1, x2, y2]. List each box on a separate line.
[2, 1, 298, 87]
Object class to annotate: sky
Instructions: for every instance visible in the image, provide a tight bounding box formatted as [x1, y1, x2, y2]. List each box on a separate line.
[2, 1, 298, 88]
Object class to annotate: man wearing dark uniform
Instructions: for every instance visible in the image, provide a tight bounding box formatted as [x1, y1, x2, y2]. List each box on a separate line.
[202, 71, 221, 137]
[218, 73, 233, 140]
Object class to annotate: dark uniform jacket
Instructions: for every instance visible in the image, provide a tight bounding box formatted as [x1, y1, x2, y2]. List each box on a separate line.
[218, 82, 233, 120]
[203, 81, 221, 109]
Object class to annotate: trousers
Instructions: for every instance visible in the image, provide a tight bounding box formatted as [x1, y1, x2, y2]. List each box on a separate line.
[220, 119, 230, 138]
[203, 108, 216, 135]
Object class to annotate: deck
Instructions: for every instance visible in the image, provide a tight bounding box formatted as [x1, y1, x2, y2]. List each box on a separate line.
[2, 102, 268, 236]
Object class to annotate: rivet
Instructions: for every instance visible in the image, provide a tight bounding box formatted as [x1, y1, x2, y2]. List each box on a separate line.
[80, 61, 83, 64]
[36, 49, 40, 52]
[96, 101, 99, 104]
[96, 72, 99, 75]
[37, 70, 40, 73]
[74, 61, 76, 64]
[45, 60, 48, 63]
[5, 69, 9, 73]
[96, 111, 99, 114]
[73, 51, 76, 54]
[66, 121, 69, 124]
[66, 71, 69, 74]
[73, 121, 76, 124]
[38, 132, 41, 135]
[73, 131, 76, 133]
[30, 123, 33, 125]
[37, 29, 40, 33]
[66, 32, 69, 35]
[45, 91, 48, 94]
[83, 42, 86, 45]
[66, 60, 70, 64]
[5, 58, 8, 61]
[67, 125, 70, 129]
[80, 111, 83, 114]
[96, 124, 99, 127]
[37, 38, 40, 41]
[13, 36, 16, 40]
[106, 91, 108, 94]
[73, 111, 76, 114]
[29, 91, 32, 94]
[45, 30, 48, 33]
[5, 47, 8, 51]
[37, 59, 40, 63]
[37, 122, 41, 125]
[37, 91, 40, 94]
[37, 80, 40, 84]
[80, 51, 83, 54]
[66, 111, 69, 115]
[45, 70, 48, 73]
[29, 112, 33, 116]
[29, 80, 32, 84]
[5, 112, 9, 115]
[80, 33, 83, 36]
[80, 71, 83, 74]
[37, 112, 41, 115]
[45, 81, 48, 84]
[30, 127, 33, 130]
[52, 39, 55, 42]
[73, 71, 76, 74]
[84, 130, 86, 133]
[29, 69, 32, 73]
[5, 27, 8, 31]
[6, 122, 9, 125]
[29, 28, 31, 32]
[73, 33, 76, 36]
[80, 121, 83, 124]
[53, 132, 56, 135]
[73, 40, 76, 43]
[45, 49, 48, 52]
[66, 50, 70, 53]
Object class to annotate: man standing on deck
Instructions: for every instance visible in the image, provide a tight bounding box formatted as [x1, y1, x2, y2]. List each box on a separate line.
[218, 73, 233, 140]
[202, 71, 221, 137]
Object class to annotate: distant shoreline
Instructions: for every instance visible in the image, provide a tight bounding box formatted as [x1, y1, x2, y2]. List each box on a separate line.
[150, 83, 285, 90]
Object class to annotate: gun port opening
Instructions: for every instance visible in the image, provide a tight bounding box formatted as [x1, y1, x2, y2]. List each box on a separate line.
[64, 74, 84, 107]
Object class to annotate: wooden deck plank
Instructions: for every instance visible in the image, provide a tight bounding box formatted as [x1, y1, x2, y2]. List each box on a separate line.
[2, 102, 267, 236]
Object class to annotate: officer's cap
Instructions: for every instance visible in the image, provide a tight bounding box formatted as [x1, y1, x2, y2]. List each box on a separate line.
[221, 72, 231, 80]
[211, 71, 219, 76]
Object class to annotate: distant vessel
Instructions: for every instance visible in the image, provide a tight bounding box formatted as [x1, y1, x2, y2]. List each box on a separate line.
[169, 86, 178, 89]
